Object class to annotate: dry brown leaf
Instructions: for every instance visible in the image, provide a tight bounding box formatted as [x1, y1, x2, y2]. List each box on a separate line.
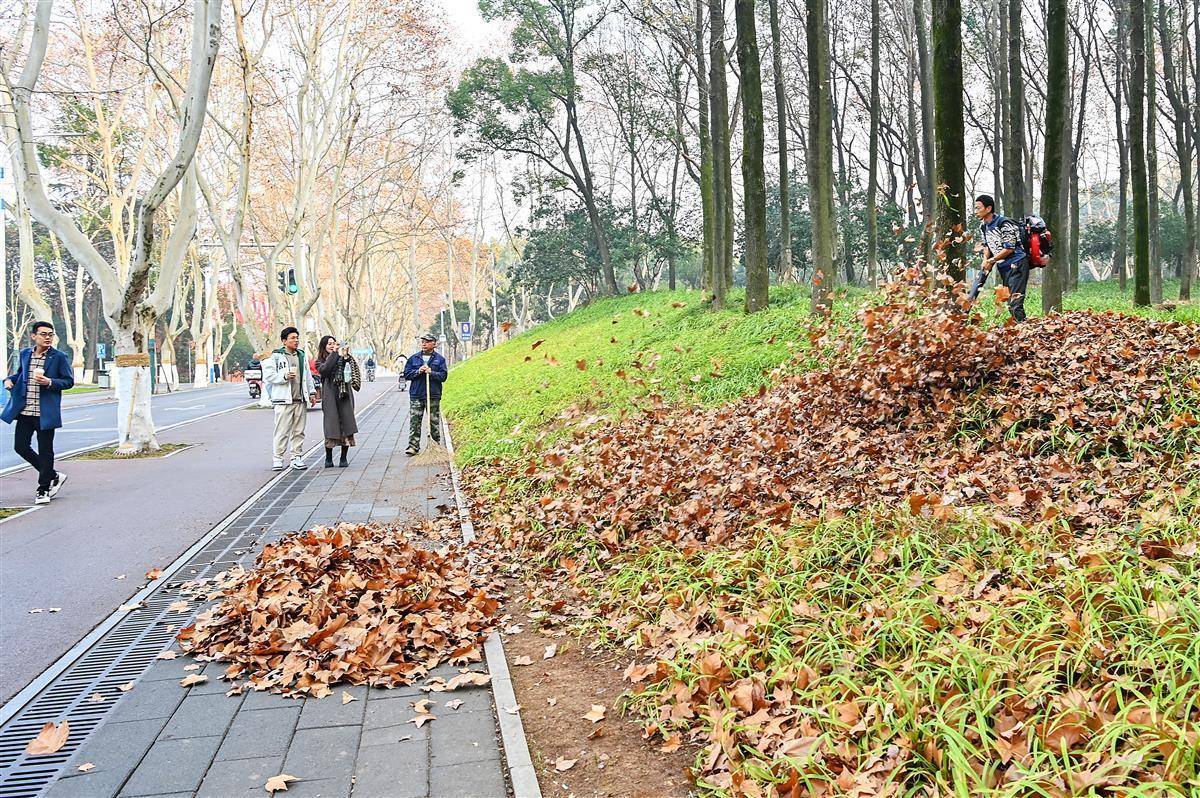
[77, 762, 95, 772]
[117, 682, 135, 692]
[341, 691, 357, 705]
[408, 713, 435, 727]
[583, 704, 606, 723]
[554, 757, 577, 772]
[25, 721, 70, 755]
[87, 692, 105, 703]
[155, 651, 178, 660]
[145, 568, 163, 580]
[543, 644, 557, 660]
[168, 601, 190, 613]
[180, 674, 208, 687]
[264, 774, 298, 793]
[446, 699, 463, 710]
[444, 671, 491, 691]
[511, 655, 533, 666]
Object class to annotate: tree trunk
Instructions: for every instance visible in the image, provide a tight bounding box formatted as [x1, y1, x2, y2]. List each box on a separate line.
[1040, 0, 1069, 313]
[710, 0, 731, 308]
[736, 0, 769, 311]
[807, 0, 836, 315]
[1115, 0, 1130, 291]
[696, 0, 717, 296]
[931, 0, 966, 280]
[768, 0, 791, 282]
[1159, 0, 1195, 299]
[914, 0, 936, 242]
[1146, 0, 1163, 303]
[1130, 0, 1153, 306]
[1005, 0, 1026, 218]
[867, 0, 881, 284]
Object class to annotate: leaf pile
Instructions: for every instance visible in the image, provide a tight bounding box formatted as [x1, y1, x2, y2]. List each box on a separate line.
[492, 274, 1199, 549]
[178, 523, 499, 696]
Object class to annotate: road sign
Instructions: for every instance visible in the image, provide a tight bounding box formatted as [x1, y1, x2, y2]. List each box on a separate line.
[97, 343, 107, 359]
[459, 321, 471, 336]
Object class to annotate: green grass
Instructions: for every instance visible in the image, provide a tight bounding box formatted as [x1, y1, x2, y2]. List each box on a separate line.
[443, 284, 868, 464]
[65, 383, 104, 394]
[445, 279, 1197, 465]
[1013, 278, 1200, 324]
[0, 507, 30, 520]
[74, 443, 192, 460]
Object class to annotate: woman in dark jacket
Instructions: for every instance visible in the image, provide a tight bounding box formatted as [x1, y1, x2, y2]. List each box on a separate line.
[315, 335, 359, 467]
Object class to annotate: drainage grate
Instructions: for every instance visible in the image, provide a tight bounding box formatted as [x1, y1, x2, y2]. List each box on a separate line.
[0, 397, 392, 798]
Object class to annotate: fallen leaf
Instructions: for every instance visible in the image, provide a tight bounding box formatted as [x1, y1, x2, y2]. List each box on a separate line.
[145, 568, 163, 580]
[445, 671, 491, 691]
[180, 674, 208, 687]
[25, 721, 70, 755]
[168, 601, 190, 613]
[543, 643, 557, 660]
[341, 691, 357, 705]
[503, 704, 521, 714]
[446, 699, 464, 710]
[87, 692, 105, 703]
[264, 774, 298, 793]
[118, 603, 142, 612]
[583, 704, 606, 723]
[155, 651, 178, 660]
[118, 682, 135, 692]
[77, 762, 95, 772]
[408, 714, 435, 727]
[554, 757, 577, 772]
[547, 697, 558, 707]
[512, 655, 533, 666]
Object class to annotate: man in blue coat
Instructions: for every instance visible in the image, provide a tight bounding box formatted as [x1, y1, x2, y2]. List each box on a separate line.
[403, 333, 448, 456]
[3, 321, 75, 503]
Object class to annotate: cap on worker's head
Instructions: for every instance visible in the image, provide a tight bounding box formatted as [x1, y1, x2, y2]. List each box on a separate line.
[419, 333, 437, 342]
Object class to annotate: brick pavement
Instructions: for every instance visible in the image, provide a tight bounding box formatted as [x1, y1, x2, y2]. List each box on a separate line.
[40, 389, 509, 798]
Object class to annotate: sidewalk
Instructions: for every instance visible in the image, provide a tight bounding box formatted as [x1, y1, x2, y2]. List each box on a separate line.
[0, 389, 510, 798]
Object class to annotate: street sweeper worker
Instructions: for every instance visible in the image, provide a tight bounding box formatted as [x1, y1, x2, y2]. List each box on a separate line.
[403, 333, 449, 456]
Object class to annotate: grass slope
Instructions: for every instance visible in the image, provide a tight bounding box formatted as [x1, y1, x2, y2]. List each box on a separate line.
[444, 280, 1196, 465]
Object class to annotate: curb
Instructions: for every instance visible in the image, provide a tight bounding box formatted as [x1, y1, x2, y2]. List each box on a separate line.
[442, 421, 543, 798]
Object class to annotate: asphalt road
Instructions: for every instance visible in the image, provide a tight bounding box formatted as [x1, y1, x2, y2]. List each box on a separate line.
[0, 382, 256, 473]
[0, 380, 392, 703]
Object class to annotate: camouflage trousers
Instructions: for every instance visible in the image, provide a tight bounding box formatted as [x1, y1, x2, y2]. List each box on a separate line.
[408, 397, 442, 451]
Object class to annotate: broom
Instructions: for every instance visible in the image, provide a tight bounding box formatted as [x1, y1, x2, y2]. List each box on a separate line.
[410, 369, 451, 466]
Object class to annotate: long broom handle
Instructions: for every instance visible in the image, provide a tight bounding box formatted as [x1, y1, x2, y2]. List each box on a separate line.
[425, 370, 433, 443]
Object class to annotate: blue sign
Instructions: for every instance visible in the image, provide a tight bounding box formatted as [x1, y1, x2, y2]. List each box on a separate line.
[459, 321, 472, 336]
[97, 343, 107, 359]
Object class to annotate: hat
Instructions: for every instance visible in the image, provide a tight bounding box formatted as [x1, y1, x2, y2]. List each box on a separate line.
[419, 333, 437, 342]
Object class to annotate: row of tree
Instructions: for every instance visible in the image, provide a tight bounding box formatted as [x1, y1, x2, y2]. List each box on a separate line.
[451, 0, 1197, 314]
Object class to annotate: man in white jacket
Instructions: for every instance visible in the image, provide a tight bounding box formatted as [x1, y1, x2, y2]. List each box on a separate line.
[262, 326, 317, 470]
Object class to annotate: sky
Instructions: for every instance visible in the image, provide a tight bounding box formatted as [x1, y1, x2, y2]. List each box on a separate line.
[436, 0, 500, 54]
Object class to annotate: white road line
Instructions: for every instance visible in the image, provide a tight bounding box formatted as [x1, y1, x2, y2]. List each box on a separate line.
[61, 416, 94, 426]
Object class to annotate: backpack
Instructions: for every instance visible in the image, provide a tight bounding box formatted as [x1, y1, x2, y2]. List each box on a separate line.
[1020, 215, 1053, 268]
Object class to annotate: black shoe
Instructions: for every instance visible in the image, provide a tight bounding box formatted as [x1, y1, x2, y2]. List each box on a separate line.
[48, 472, 68, 497]
[405, 447, 417, 456]
[324, 457, 335, 468]
[338, 456, 349, 468]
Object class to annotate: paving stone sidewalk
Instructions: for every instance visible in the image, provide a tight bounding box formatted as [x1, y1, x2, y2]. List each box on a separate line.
[41, 390, 509, 798]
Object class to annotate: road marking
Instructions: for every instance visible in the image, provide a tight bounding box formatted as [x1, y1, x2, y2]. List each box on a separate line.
[161, 404, 206, 411]
[62, 416, 94, 426]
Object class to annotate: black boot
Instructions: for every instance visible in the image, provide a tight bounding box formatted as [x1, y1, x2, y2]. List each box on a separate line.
[338, 446, 349, 468]
[324, 448, 335, 468]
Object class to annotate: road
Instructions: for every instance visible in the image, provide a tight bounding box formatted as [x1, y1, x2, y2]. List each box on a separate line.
[0, 382, 255, 473]
[0, 380, 392, 703]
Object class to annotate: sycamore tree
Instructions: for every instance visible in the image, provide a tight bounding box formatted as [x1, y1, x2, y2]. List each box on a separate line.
[3, 0, 221, 453]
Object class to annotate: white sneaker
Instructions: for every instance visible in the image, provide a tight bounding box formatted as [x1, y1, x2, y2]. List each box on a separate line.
[48, 472, 68, 497]
[290, 460, 307, 470]
[272, 460, 285, 471]
[35, 489, 51, 505]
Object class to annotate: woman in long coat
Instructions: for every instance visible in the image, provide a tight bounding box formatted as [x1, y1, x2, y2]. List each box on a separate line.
[316, 335, 359, 467]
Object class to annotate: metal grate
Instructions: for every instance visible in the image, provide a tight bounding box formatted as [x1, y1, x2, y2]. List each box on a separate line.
[0, 398, 391, 798]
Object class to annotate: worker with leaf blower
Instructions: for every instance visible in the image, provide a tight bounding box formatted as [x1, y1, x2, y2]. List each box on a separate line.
[973, 194, 1029, 321]
[403, 333, 449, 456]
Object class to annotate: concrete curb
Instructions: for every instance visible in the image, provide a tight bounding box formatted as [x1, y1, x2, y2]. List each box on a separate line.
[442, 421, 543, 798]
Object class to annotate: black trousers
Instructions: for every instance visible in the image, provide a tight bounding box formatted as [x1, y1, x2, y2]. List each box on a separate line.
[14, 415, 57, 491]
[1002, 258, 1030, 322]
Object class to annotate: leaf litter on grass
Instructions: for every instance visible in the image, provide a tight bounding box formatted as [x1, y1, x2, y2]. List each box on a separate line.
[177, 522, 500, 697]
[462, 272, 1200, 796]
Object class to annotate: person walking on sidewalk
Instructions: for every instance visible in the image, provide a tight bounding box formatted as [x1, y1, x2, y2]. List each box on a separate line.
[316, 335, 359, 468]
[403, 333, 448, 456]
[263, 326, 316, 471]
[2, 321, 75, 504]
[974, 194, 1030, 322]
